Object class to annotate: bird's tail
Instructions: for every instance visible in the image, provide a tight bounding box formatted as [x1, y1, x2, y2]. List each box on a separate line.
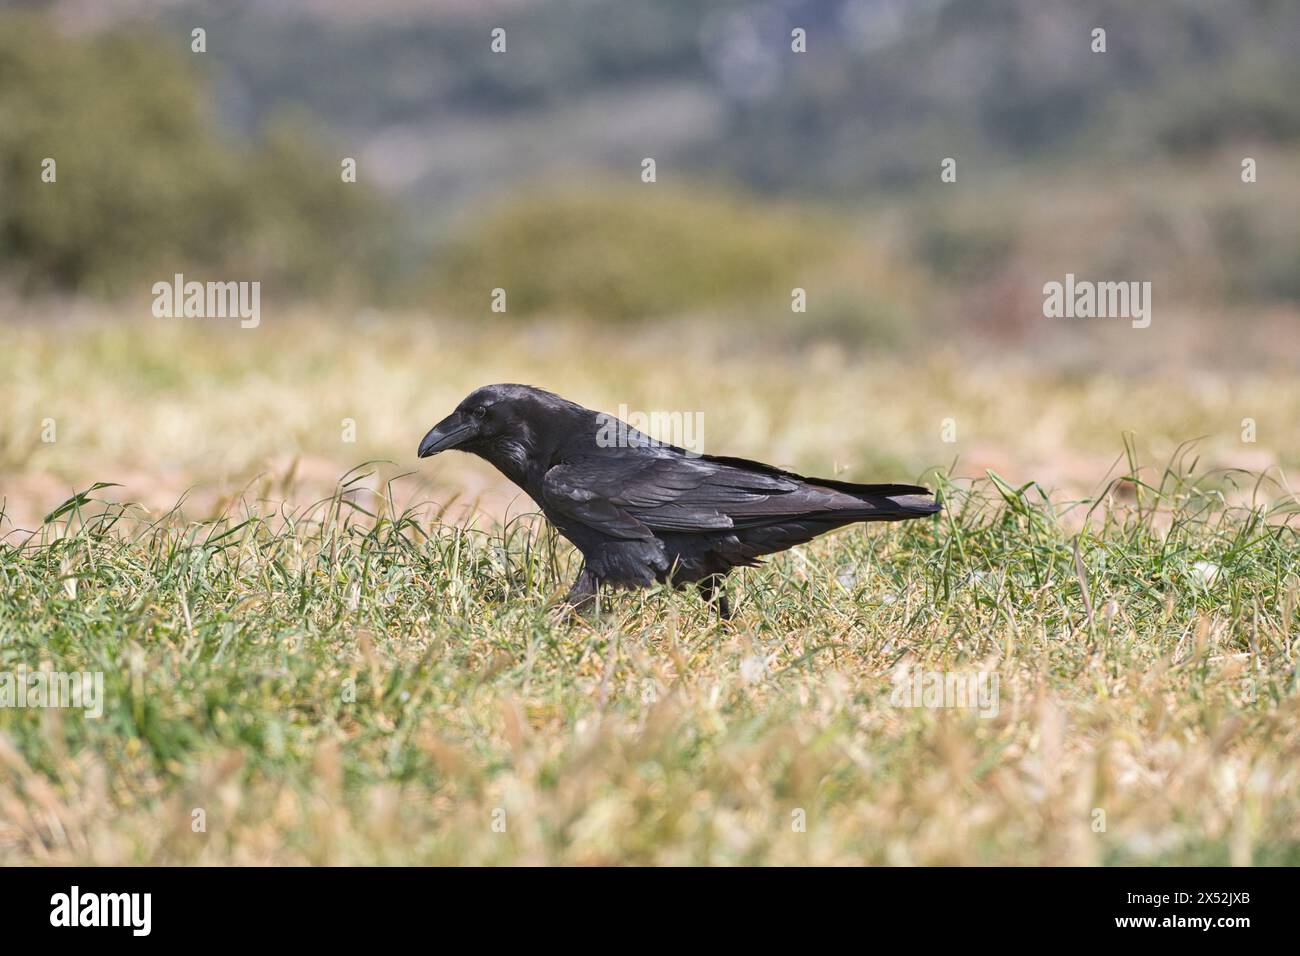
[812, 480, 941, 521]
[877, 492, 942, 518]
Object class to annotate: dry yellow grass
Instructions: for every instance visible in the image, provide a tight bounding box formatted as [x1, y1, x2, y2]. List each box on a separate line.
[3, 304, 1297, 527]
[1, 305, 1298, 865]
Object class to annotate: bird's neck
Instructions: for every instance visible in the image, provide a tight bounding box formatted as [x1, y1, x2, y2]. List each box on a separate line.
[477, 407, 595, 497]
[483, 438, 547, 495]
[477, 421, 560, 497]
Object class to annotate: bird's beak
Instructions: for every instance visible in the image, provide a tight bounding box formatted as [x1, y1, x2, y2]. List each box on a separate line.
[418, 413, 476, 458]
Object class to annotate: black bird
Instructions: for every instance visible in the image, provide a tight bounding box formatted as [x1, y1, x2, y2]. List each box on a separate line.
[418, 384, 939, 617]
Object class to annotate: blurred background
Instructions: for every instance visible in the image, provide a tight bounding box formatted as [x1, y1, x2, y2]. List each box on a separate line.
[2, 0, 1299, 528]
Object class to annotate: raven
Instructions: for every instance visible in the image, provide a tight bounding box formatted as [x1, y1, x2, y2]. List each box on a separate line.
[418, 384, 939, 617]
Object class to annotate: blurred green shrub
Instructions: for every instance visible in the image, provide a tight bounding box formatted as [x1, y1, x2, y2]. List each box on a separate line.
[433, 184, 920, 333]
[1212, 203, 1300, 304]
[915, 213, 1018, 282]
[0, 13, 389, 299]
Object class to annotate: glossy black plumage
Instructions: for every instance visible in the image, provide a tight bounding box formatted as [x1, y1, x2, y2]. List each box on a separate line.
[418, 384, 939, 616]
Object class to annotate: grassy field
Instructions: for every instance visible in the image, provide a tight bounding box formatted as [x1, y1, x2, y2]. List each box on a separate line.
[2, 310, 1299, 864]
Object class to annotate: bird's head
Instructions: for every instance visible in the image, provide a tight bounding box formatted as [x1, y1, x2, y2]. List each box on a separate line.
[418, 384, 582, 475]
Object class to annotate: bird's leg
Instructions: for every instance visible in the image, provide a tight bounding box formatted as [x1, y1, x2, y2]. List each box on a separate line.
[697, 575, 732, 620]
[562, 566, 600, 615]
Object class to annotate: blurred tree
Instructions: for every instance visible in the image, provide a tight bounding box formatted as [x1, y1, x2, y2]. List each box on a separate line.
[434, 182, 919, 339]
[0, 13, 390, 300]
[435, 186, 836, 321]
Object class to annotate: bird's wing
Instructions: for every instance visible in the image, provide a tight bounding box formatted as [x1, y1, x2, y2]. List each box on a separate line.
[540, 459, 662, 540]
[542, 453, 919, 536]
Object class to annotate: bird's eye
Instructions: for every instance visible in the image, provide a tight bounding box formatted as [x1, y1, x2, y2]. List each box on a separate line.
[472, 405, 487, 420]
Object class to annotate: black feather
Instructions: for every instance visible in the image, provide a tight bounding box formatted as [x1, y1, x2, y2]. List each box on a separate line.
[418, 384, 940, 610]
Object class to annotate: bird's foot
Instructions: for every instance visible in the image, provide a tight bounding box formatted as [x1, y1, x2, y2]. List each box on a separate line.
[547, 600, 589, 625]
[697, 576, 733, 621]
[551, 568, 601, 622]
[715, 592, 732, 620]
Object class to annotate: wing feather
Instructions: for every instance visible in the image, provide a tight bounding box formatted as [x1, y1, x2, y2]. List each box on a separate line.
[543, 452, 934, 539]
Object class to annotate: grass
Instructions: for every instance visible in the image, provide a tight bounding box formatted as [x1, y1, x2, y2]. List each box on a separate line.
[1, 309, 1299, 864]
[1, 451, 1298, 865]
